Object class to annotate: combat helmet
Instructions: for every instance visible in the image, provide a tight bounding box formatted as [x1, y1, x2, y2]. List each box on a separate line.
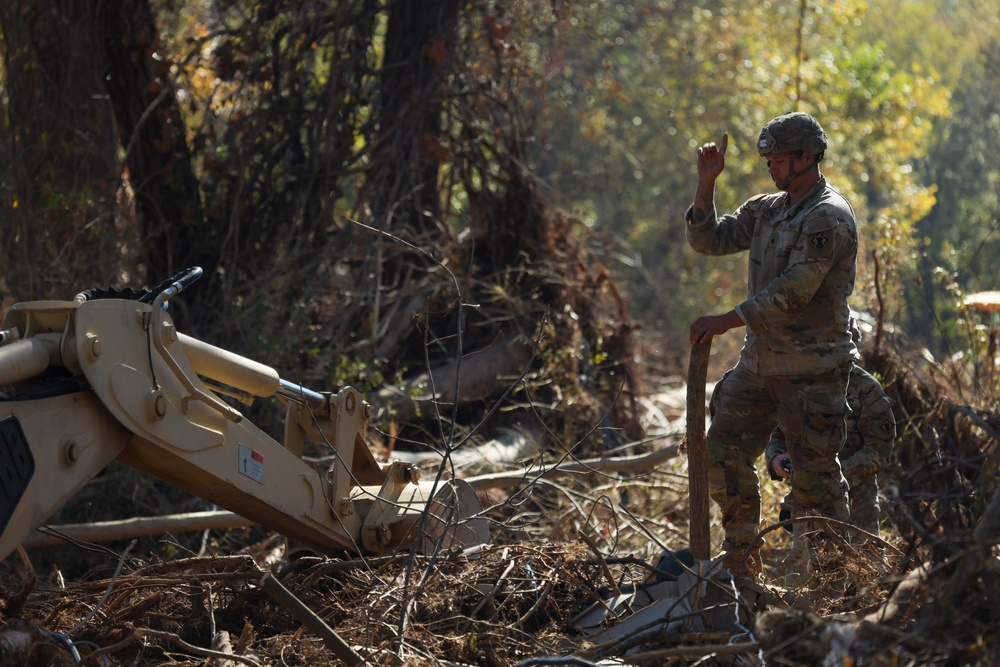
[757, 112, 828, 157]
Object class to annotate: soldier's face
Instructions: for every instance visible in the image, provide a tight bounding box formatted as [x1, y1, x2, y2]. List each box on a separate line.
[765, 151, 814, 190]
[766, 152, 796, 181]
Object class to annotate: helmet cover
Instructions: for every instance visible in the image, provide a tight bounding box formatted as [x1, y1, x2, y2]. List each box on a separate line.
[758, 112, 828, 157]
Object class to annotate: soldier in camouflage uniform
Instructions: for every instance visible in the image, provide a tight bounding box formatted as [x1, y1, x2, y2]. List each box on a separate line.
[686, 112, 860, 576]
[767, 362, 896, 536]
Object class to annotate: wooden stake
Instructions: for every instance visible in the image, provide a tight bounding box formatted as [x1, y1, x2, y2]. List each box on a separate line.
[260, 573, 365, 667]
[686, 341, 712, 561]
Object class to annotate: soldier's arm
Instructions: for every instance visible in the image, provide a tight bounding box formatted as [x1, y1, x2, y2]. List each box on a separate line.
[693, 177, 716, 225]
[694, 132, 727, 219]
[685, 132, 759, 256]
[685, 198, 762, 256]
[841, 379, 896, 482]
[765, 427, 791, 480]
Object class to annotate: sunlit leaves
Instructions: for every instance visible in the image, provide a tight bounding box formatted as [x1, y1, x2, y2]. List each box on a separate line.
[523, 0, 965, 342]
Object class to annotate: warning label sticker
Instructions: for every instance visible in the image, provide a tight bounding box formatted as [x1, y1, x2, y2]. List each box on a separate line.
[238, 443, 264, 484]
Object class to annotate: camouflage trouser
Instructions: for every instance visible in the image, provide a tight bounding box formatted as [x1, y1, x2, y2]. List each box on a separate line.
[780, 474, 880, 537]
[846, 476, 880, 536]
[707, 361, 852, 551]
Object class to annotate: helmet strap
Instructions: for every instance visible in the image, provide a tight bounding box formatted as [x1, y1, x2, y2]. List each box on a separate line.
[776, 154, 815, 190]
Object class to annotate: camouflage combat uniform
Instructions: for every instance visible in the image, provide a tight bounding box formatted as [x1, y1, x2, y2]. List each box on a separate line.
[687, 175, 860, 560]
[767, 364, 896, 535]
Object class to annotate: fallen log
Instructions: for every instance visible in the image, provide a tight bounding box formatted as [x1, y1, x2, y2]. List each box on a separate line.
[465, 439, 680, 492]
[391, 422, 544, 467]
[23, 511, 255, 548]
[375, 334, 533, 423]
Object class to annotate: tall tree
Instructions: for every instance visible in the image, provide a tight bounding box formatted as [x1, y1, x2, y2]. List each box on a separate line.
[365, 0, 461, 235]
[101, 0, 208, 286]
[0, 0, 124, 299]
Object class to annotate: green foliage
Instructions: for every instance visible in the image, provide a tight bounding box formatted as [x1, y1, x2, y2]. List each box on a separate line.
[2, 0, 999, 405]
[527, 0, 959, 352]
[916, 39, 1000, 296]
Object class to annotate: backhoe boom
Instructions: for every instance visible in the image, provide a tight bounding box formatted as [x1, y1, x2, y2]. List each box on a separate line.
[0, 269, 487, 562]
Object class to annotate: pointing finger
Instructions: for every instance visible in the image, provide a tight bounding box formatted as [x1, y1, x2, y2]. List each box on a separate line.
[719, 132, 729, 156]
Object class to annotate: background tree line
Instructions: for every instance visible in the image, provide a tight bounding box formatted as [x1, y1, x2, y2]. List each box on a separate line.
[2, 0, 998, 445]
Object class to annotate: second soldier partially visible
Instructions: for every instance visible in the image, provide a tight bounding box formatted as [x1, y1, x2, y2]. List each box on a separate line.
[768, 360, 896, 537]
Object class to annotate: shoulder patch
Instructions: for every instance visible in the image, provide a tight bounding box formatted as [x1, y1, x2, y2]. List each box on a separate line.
[802, 213, 839, 257]
[810, 232, 830, 252]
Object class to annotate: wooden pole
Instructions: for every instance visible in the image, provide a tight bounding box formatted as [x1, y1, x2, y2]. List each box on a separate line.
[260, 573, 365, 666]
[686, 341, 712, 561]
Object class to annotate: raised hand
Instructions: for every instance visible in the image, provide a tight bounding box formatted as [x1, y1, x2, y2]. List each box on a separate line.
[696, 132, 728, 182]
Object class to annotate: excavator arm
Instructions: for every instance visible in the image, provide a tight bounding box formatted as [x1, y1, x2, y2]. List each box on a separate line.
[0, 268, 488, 562]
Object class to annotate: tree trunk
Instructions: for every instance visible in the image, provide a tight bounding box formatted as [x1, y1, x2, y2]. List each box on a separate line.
[366, 0, 461, 235]
[0, 0, 124, 300]
[99, 0, 209, 285]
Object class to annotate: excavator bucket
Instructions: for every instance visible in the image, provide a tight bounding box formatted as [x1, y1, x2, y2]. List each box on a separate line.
[571, 549, 764, 649]
[352, 478, 490, 555]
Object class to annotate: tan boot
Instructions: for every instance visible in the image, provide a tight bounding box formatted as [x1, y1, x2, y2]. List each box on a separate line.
[781, 530, 813, 588]
[780, 495, 820, 588]
[782, 513, 848, 591]
[721, 542, 762, 579]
